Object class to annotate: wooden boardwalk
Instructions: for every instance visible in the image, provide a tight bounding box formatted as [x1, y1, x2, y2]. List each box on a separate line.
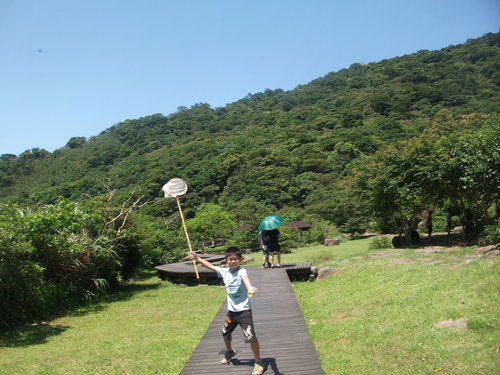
[180, 266, 325, 375]
[155, 256, 312, 282]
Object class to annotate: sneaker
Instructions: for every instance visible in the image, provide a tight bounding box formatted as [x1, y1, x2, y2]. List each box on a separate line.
[220, 349, 236, 364]
[252, 362, 264, 375]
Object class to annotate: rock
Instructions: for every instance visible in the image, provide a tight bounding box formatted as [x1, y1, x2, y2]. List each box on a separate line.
[324, 238, 340, 246]
[475, 244, 496, 253]
[391, 235, 406, 248]
[475, 244, 500, 258]
[391, 231, 420, 248]
[416, 247, 445, 253]
[310, 266, 319, 277]
[242, 256, 254, 264]
[316, 267, 342, 280]
[434, 318, 468, 329]
[309, 266, 319, 280]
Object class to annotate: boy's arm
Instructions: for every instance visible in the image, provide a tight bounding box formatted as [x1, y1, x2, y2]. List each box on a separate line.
[187, 252, 217, 271]
[242, 275, 258, 295]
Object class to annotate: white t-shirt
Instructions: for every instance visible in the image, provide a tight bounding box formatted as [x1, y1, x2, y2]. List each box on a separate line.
[215, 266, 251, 312]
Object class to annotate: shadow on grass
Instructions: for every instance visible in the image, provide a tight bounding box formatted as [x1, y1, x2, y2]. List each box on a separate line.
[388, 230, 477, 250]
[0, 274, 162, 347]
[0, 322, 70, 348]
[417, 231, 477, 248]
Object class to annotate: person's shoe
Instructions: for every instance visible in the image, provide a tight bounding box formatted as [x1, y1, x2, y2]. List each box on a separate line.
[252, 362, 264, 374]
[220, 349, 236, 364]
[276, 264, 281, 268]
[261, 265, 266, 269]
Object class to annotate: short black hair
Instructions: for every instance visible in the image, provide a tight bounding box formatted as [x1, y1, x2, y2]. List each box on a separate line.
[225, 246, 242, 259]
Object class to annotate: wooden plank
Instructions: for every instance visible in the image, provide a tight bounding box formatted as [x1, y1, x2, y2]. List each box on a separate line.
[180, 266, 325, 374]
[156, 260, 312, 281]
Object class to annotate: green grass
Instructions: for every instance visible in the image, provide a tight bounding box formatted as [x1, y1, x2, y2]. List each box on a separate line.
[0, 277, 224, 374]
[292, 238, 499, 375]
[1, 237, 498, 374]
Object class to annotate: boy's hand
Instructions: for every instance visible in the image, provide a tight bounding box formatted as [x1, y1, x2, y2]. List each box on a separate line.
[187, 252, 198, 261]
[248, 286, 258, 296]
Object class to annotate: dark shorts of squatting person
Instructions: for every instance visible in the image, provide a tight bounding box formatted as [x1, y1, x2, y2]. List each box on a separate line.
[222, 310, 257, 343]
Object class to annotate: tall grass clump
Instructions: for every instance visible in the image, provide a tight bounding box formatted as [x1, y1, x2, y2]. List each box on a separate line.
[0, 200, 121, 329]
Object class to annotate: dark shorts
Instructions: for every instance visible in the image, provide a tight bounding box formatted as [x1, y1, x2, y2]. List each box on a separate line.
[262, 248, 269, 257]
[268, 243, 281, 253]
[222, 310, 257, 343]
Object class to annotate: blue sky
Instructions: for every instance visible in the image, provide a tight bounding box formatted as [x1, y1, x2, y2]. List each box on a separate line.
[0, 0, 498, 156]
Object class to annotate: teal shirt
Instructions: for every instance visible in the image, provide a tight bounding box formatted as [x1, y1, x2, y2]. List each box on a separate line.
[215, 266, 251, 312]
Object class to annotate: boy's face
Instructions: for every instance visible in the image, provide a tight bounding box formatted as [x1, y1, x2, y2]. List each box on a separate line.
[226, 254, 241, 270]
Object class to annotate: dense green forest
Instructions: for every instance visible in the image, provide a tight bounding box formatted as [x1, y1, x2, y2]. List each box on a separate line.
[1, 33, 499, 328]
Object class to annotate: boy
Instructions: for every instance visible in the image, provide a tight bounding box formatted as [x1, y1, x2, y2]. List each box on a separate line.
[258, 230, 270, 268]
[188, 247, 264, 375]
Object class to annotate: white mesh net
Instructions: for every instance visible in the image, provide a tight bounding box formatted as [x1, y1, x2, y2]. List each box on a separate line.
[162, 178, 188, 198]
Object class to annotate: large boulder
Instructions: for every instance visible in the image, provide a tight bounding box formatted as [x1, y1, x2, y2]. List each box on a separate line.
[391, 231, 420, 248]
[324, 238, 340, 246]
[316, 267, 342, 280]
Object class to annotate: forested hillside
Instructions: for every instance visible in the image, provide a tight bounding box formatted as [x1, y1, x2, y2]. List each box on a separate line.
[0, 37, 499, 222]
[1, 32, 498, 228]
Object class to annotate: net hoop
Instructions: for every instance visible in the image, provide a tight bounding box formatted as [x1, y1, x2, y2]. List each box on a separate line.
[162, 178, 188, 198]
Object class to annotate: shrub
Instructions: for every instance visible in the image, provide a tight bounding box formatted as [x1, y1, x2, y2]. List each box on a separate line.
[0, 238, 46, 329]
[303, 219, 343, 245]
[368, 236, 393, 249]
[478, 223, 500, 246]
[0, 200, 121, 329]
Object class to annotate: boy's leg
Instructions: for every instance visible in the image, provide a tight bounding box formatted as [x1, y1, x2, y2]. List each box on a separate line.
[223, 335, 232, 351]
[277, 252, 281, 266]
[250, 339, 261, 363]
[250, 340, 264, 374]
[221, 312, 238, 363]
[262, 249, 269, 267]
[235, 310, 263, 370]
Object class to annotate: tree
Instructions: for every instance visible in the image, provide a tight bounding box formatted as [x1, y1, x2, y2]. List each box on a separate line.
[421, 114, 499, 231]
[186, 203, 237, 245]
[66, 136, 87, 149]
[353, 113, 499, 241]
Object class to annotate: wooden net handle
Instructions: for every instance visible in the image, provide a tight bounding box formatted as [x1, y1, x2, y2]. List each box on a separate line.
[176, 196, 199, 280]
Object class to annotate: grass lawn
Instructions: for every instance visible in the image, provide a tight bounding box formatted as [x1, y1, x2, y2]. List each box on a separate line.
[0, 277, 225, 375]
[1, 235, 498, 374]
